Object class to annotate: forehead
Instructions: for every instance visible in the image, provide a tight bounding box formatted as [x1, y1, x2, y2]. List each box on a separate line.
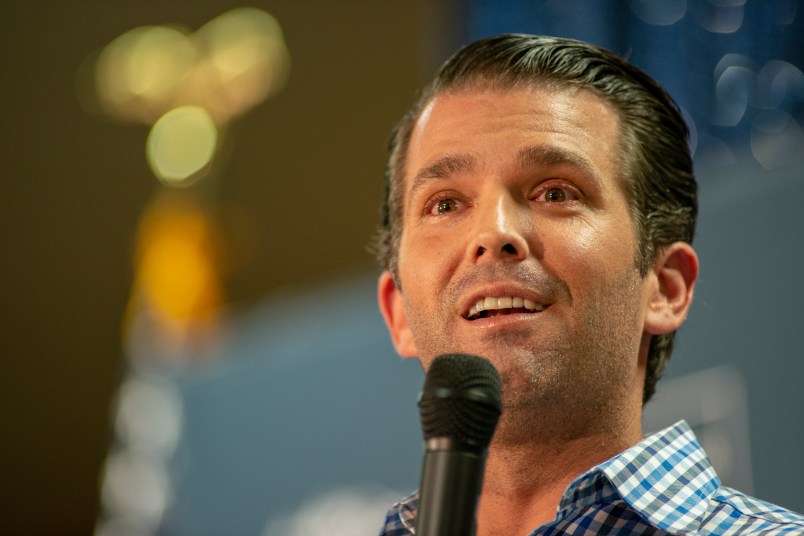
[403, 86, 624, 197]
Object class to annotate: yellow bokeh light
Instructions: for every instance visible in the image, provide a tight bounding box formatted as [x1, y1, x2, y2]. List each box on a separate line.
[91, 8, 289, 126]
[95, 26, 196, 123]
[146, 106, 218, 185]
[191, 7, 290, 122]
[202, 8, 284, 74]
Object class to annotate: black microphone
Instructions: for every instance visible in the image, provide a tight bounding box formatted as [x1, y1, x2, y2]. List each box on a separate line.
[415, 354, 502, 536]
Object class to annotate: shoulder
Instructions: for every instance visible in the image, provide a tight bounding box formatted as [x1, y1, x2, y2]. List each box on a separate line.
[378, 491, 418, 536]
[699, 486, 804, 535]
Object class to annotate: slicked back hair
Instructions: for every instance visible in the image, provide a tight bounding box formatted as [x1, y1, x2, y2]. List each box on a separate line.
[372, 34, 697, 404]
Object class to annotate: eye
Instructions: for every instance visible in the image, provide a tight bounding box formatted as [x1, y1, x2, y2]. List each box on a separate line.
[534, 184, 581, 204]
[425, 194, 463, 216]
[544, 187, 566, 203]
[436, 198, 459, 213]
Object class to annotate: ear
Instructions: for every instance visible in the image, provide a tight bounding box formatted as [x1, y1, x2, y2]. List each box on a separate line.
[644, 242, 699, 335]
[378, 271, 418, 357]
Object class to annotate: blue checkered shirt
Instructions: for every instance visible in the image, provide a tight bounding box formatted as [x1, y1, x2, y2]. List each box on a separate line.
[379, 421, 804, 535]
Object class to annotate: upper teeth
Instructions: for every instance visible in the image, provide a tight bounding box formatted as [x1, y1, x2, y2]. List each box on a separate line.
[467, 296, 543, 318]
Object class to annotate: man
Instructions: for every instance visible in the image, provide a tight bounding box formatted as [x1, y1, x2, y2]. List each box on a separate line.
[374, 35, 803, 535]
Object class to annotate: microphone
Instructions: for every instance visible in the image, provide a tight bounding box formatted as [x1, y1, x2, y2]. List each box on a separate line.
[415, 354, 502, 536]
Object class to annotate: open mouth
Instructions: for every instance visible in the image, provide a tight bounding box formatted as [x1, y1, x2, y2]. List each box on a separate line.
[465, 296, 544, 321]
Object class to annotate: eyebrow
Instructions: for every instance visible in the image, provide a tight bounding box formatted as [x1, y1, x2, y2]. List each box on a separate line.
[409, 153, 477, 198]
[516, 145, 601, 186]
[408, 144, 602, 198]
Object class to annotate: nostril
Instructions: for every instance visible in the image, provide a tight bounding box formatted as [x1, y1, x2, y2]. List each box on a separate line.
[502, 243, 517, 255]
[477, 246, 487, 256]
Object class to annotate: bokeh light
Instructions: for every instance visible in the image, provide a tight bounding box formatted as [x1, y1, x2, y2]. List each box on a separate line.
[91, 7, 290, 129]
[191, 7, 291, 123]
[100, 450, 172, 531]
[751, 109, 804, 169]
[115, 374, 182, 456]
[146, 106, 218, 184]
[95, 26, 196, 124]
[757, 60, 804, 109]
[128, 195, 224, 348]
[629, 0, 687, 26]
[694, 1, 745, 33]
[713, 65, 753, 126]
[86, 7, 291, 188]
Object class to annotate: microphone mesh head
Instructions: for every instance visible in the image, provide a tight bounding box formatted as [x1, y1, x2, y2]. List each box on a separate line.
[419, 354, 502, 447]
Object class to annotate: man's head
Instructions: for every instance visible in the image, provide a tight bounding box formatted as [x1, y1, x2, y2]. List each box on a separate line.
[374, 34, 697, 405]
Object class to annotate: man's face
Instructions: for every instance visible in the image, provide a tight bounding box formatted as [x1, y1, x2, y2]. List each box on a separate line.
[379, 86, 660, 438]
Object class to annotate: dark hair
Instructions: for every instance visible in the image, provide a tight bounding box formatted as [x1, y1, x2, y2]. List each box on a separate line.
[373, 34, 697, 404]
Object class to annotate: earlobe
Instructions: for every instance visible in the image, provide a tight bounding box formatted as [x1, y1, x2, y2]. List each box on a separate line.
[378, 271, 418, 357]
[644, 242, 699, 335]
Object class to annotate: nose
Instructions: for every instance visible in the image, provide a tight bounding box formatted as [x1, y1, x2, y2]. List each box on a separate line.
[469, 193, 529, 263]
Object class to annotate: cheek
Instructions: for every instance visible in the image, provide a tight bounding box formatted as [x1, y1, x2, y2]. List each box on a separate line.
[399, 230, 462, 290]
[397, 243, 438, 314]
[543, 220, 598, 270]
[547, 217, 637, 284]
[569, 222, 597, 256]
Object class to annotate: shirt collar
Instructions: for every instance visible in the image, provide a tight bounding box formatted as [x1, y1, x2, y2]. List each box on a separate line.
[557, 420, 721, 534]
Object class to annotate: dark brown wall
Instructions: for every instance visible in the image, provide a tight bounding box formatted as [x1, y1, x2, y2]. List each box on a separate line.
[0, 2, 426, 533]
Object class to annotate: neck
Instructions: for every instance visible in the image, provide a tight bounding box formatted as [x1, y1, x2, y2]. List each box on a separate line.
[475, 408, 643, 536]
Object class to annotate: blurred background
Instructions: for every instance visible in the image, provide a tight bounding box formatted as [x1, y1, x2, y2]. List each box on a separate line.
[1, 1, 802, 535]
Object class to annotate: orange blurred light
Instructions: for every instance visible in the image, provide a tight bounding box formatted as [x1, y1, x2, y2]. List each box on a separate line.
[127, 196, 225, 350]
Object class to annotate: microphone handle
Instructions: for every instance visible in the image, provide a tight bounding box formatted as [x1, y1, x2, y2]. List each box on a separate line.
[416, 440, 487, 536]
